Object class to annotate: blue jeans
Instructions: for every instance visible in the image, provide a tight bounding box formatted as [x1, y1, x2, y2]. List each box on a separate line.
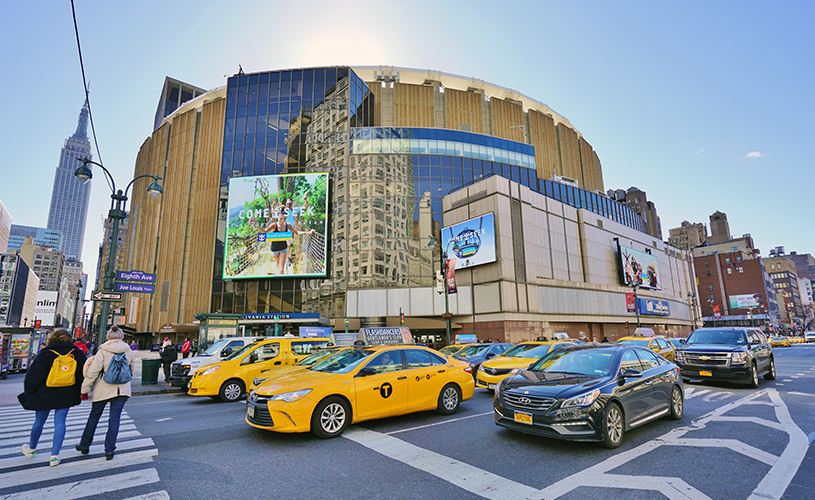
[78, 398, 127, 454]
[29, 407, 69, 456]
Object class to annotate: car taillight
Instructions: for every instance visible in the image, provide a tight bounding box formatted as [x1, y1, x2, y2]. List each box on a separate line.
[464, 366, 472, 374]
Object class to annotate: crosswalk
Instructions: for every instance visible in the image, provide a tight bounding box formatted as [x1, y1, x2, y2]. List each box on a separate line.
[0, 402, 168, 500]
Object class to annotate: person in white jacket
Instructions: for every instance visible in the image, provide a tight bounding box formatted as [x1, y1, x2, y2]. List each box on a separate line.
[75, 326, 135, 460]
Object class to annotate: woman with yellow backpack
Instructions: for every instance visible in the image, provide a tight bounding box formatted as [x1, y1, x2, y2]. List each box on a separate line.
[20, 328, 87, 467]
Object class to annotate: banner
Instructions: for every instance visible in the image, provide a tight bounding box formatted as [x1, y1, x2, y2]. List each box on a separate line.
[35, 291, 58, 327]
[618, 245, 661, 290]
[441, 213, 497, 270]
[446, 258, 457, 294]
[224, 173, 328, 279]
[712, 304, 721, 318]
[729, 293, 764, 309]
[626, 293, 636, 312]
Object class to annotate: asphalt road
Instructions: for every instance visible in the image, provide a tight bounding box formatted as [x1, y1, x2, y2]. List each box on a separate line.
[2, 344, 814, 499]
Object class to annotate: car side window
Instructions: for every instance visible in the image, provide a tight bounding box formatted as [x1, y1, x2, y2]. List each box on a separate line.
[754, 331, 768, 344]
[620, 350, 644, 372]
[291, 341, 321, 355]
[367, 351, 404, 374]
[746, 332, 759, 344]
[405, 349, 443, 369]
[258, 343, 280, 361]
[635, 349, 660, 371]
[655, 338, 669, 350]
[227, 341, 244, 349]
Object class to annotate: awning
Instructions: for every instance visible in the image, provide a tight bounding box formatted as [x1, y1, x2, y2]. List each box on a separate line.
[158, 323, 199, 334]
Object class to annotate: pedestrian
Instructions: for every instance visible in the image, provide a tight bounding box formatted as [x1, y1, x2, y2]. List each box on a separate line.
[159, 337, 177, 382]
[181, 337, 191, 359]
[75, 338, 88, 354]
[88, 341, 97, 355]
[76, 325, 135, 461]
[602, 336, 610, 343]
[20, 328, 86, 467]
[130, 341, 138, 351]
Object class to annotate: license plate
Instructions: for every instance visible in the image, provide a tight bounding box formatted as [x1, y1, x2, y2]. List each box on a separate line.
[247, 405, 255, 417]
[699, 370, 712, 377]
[488, 383, 497, 390]
[514, 411, 533, 425]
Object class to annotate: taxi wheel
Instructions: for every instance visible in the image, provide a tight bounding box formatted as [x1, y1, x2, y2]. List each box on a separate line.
[436, 384, 461, 415]
[764, 357, 776, 380]
[219, 379, 245, 402]
[599, 402, 624, 449]
[668, 386, 683, 420]
[311, 397, 350, 439]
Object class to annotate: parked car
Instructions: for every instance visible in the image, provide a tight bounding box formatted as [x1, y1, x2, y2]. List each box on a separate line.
[493, 344, 683, 449]
[454, 343, 513, 380]
[674, 327, 775, 388]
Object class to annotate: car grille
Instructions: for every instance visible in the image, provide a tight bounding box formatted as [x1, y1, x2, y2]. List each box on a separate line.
[247, 395, 274, 427]
[483, 367, 512, 376]
[683, 353, 730, 366]
[171, 364, 190, 377]
[502, 392, 557, 413]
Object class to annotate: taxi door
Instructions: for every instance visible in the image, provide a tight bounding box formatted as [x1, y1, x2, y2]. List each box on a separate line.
[354, 350, 409, 420]
[404, 348, 448, 411]
[237, 342, 281, 384]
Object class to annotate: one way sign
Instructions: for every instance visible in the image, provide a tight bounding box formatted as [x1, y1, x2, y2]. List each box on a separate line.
[91, 290, 123, 302]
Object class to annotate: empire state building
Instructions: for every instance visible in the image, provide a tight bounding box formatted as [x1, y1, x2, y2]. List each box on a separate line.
[47, 100, 92, 261]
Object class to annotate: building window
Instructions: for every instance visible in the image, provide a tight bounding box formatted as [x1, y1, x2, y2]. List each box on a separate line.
[725, 258, 730, 265]
[709, 285, 714, 291]
[705, 261, 710, 267]
[738, 267, 744, 273]
[727, 268, 732, 274]
[706, 271, 711, 277]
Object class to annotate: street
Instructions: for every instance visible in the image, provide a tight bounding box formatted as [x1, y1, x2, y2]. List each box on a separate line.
[1, 345, 814, 500]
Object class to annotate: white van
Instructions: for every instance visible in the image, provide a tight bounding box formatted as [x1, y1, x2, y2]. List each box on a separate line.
[169, 337, 264, 388]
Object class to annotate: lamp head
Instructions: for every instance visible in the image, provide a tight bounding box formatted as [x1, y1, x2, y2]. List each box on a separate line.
[74, 164, 93, 181]
[427, 237, 437, 249]
[147, 179, 163, 199]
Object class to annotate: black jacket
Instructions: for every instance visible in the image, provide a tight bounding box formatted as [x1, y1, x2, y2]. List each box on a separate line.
[159, 345, 177, 364]
[23, 341, 87, 411]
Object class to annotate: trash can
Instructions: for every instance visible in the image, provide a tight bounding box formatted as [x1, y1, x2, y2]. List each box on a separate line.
[141, 358, 160, 385]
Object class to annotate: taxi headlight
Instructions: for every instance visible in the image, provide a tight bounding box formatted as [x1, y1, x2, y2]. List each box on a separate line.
[200, 366, 220, 376]
[675, 351, 685, 363]
[510, 367, 522, 374]
[731, 351, 748, 364]
[270, 389, 312, 403]
[561, 390, 600, 408]
[252, 377, 265, 386]
[478, 365, 485, 372]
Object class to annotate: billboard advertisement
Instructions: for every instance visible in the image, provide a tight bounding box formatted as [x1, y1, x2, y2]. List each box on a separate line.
[619, 245, 661, 290]
[224, 173, 328, 279]
[637, 298, 670, 316]
[729, 293, 764, 310]
[35, 290, 58, 327]
[440, 213, 496, 270]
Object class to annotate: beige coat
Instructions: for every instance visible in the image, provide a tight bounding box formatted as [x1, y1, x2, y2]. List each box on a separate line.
[81, 340, 135, 401]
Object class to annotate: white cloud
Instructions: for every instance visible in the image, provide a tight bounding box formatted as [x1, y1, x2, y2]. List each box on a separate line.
[744, 151, 765, 158]
[695, 148, 705, 155]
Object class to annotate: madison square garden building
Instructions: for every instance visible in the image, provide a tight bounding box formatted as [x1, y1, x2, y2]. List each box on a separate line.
[122, 66, 698, 348]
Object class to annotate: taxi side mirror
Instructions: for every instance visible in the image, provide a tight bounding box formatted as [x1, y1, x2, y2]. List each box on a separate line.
[221, 347, 233, 357]
[486, 352, 496, 359]
[357, 367, 377, 377]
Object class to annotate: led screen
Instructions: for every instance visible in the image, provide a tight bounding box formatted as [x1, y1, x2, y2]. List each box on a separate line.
[619, 244, 661, 290]
[224, 173, 328, 279]
[441, 213, 497, 270]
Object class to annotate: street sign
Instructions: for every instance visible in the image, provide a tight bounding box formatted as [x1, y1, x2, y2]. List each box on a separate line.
[91, 290, 123, 302]
[115, 282, 155, 293]
[117, 270, 156, 283]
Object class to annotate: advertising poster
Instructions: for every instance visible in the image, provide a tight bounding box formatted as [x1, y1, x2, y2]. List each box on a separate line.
[446, 258, 457, 294]
[35, 290, 58, 327]
[626, 292, 636, 312]
[619, 245, 661, 290]
[440, 213, 497, 270]
[224, 173, 328, 279]
[729, 293, 764, 310]
[712, 304, 721, 318]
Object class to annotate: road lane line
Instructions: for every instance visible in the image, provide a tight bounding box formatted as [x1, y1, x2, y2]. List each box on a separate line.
[0, 430, 142, 457]
[711, 416, 785, 431]
[0, 437, 154, 468]
[670, 438, 778, 466]
[344, 428, 540, 500]
[386, 412, 493, 435]
[683, 389, 709, 400]
[120, 491, 170, 500]
[0, 468, 160, 500]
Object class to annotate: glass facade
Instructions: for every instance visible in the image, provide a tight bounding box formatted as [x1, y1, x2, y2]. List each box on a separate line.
[212, 67, 645, 321]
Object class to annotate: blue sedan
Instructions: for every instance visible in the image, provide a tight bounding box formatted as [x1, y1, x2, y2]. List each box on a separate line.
[493, 344, 683, 448]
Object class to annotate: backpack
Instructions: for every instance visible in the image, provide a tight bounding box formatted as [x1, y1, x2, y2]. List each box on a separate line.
[46, 350, 77, 388]
[103, 352, 132, 385]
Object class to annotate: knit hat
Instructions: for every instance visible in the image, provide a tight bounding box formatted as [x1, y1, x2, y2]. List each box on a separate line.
[107, 326, 124, 340]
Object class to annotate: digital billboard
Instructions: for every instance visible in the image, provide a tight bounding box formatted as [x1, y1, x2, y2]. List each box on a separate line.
[224, 173, 328, 279]
[729, 293, 764, 309]
[618, 244, 661, 290]
[440, 213, 496, 270]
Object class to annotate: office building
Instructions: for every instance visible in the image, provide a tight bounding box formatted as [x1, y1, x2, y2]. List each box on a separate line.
[668, 221, 707, 250]
[8, 225, 63, 253]
[0, 254, 39, 327]
[0, 200, 10, 254]
[47, 100, 93, 261]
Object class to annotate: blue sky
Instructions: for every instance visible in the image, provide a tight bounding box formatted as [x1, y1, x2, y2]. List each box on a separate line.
[2, 1, 813, 294]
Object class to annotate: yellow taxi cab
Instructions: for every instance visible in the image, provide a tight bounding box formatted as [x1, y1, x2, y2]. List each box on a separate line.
[615, 328, 675, 361]
[770, 336, 791, 347]
[439, 344, 471, 356]
[476, 339, 578, 390]
[247, 346, 349, 392]
[246, 342, 475, 438]
[188, 336, 330, 402]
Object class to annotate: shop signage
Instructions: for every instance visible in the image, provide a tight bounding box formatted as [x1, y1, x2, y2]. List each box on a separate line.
[638, 298, 670, 316]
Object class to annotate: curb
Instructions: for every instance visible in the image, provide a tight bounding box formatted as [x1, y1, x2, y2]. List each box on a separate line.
[132, 387, 186, 396]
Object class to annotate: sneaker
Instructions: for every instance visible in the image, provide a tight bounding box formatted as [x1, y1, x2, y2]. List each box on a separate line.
[20, 444, 36, 458]
[49, 455, 60, 467]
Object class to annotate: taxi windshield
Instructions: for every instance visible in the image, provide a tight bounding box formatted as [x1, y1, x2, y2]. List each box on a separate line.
[224, 342, 258, 361]
[502, 343, 551, 358]
[310, 349, 375, 374]
[530, 349, 614, 377]
[202, 340, 229, 356]
[455, 345, 490, 356]
[439, 345, 464, 355]
[296, 349, 338, 365]
[616, 339, 650, 347]
[687, 330, 747, 345]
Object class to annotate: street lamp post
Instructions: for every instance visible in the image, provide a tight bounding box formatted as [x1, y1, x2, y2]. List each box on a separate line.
[71, 279, 83, 335]
[687, 292, 698, 330]
[428, 235, 452, 346]
[74, 158, 162, 345]
[630, 282, 641, 328]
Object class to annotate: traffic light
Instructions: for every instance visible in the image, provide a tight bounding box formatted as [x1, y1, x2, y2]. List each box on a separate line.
[400, 312, 405, 325]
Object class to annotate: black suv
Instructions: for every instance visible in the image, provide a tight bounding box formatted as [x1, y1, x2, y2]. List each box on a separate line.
[675, 327, 775, 388]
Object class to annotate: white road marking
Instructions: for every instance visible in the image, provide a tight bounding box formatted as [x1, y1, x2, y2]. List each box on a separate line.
[791, 376, 800, 379]
[120, 491, 170, 500]
[670, 438, 777, 466]
[702, 391, 734, 402]
[711, 416, 786, 432]
[387, 412, 493, 435]
[787, 392, 815, 397]
[0, 437, 154, 468]
[683, 388, 710, 400]
[0, 430, 142, 457]
[155, 418, 172, 422]
[0, 468, 160, 500]
[0, 424, 139, 448]
[783, 379, 793, 382]
[796, 373, 805, 376]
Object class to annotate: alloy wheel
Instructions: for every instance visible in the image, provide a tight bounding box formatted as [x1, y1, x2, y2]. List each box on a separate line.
[320, 402, 347, 434]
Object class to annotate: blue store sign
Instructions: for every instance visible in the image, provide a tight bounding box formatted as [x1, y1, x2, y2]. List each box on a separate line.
[638, 298, 671, 316]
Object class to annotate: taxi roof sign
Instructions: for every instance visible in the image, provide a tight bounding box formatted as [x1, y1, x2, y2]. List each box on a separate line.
[634, 327, 656, 337]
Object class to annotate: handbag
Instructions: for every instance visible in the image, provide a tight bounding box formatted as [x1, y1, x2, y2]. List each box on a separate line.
[17, 392, 28, 408]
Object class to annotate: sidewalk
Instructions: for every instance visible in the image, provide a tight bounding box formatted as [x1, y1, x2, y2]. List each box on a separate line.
[0, 349, 184, 407]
